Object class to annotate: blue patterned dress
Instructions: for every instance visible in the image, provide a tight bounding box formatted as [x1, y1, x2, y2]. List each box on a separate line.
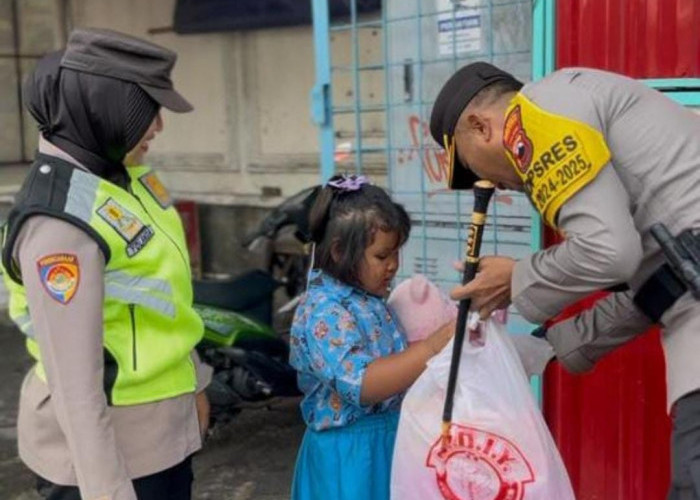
[290, 270, 407, 500]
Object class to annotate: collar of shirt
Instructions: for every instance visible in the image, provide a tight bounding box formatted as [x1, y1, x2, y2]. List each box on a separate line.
[308, 269, 369, 301]
[38, 136, 89, 172]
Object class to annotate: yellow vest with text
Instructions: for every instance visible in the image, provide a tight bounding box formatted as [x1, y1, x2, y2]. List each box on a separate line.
[502, 93, 611, 228]
[2, 157, 203, 406]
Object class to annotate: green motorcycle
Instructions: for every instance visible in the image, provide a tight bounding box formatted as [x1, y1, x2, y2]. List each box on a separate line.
[194, 186, 319, 424]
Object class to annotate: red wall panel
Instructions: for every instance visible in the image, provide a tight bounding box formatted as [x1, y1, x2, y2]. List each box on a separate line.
[174, 200, 202, 278]
[543, 292, 671, 499]
[544, 336, 671, 500]
[547, 4, 692, 494]
[556, 0, 700, 78]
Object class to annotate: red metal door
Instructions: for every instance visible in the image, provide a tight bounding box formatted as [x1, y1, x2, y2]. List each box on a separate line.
[543, 291, 671, 499]
[544, 4, 699, 498]
[556, 0, 700, 78]
[174, 200, 202, 278]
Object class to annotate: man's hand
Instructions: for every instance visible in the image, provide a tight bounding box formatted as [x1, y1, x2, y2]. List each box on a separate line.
[196, 391, 211, 442]
[451, 256, 516, 319]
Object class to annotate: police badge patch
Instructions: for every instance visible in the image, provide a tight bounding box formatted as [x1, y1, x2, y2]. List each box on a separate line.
[503, 105, 534, 174]
[37, 254, 80, 304]
[139, 172, 173, 209]
[97, 198, 154, 257]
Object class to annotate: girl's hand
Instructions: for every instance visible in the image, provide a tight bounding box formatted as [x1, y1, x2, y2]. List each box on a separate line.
[360, 319, 457, 405]
[424, 319, 457, 356]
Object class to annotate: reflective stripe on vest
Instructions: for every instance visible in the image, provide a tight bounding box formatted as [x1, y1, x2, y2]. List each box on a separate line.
[104, 281, 176, 318]
[105, 270, 172, 296]
[13, 313, 34, 338]
[65, 169, 100, 224]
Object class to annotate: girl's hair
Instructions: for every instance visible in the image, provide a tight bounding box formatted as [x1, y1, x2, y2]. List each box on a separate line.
[309, 175, 411, 287]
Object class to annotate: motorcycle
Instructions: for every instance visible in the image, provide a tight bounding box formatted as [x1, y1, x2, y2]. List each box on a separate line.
[194, 185, 320, 426]
[242, 185, 320, 301]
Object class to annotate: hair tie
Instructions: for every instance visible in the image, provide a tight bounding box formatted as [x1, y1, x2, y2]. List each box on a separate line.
[326, 174, 370, 192]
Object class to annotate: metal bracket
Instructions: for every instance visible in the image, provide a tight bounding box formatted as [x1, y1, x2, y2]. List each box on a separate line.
[310, 83, 330, 126]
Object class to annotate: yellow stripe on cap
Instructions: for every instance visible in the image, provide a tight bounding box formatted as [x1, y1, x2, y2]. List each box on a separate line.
[443, 133, 456, 187]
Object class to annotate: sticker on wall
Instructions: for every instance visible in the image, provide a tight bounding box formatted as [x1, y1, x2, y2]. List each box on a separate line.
[437, 0, 482, 56]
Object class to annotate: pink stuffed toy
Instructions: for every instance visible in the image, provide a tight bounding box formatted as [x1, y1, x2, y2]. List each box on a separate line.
[388, 274, 458, 343]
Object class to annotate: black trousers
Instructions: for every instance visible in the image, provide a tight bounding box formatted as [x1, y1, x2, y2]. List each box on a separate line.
[36, 457, 193, 500]
[669, 391, 700, 500]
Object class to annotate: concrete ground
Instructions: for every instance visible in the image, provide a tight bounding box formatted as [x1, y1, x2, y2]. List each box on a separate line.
[0, 314, 305, 500]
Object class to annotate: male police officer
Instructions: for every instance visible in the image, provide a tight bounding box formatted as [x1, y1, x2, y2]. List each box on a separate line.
[431, 62, 700, 499]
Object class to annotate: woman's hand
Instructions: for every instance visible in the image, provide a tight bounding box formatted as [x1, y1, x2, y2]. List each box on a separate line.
[196, 391, 211, 442]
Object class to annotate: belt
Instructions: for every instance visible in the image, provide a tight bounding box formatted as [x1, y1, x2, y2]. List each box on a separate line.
[633, 263, 687, 323]
[633, 228, 700, 324]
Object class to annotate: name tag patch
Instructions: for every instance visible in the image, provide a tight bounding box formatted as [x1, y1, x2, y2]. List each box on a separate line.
[97, 198, 154, 257]
[126, 226, 155, 257]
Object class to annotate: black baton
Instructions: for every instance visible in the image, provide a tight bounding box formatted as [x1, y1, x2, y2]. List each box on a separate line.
[441, 180, 495, 443]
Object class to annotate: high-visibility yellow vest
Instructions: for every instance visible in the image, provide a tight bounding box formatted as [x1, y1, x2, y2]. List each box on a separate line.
[2, 155, 203, 405]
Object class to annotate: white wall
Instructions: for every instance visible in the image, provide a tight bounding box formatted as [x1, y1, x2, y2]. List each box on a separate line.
[71, 0, 331, 206]
[0, 0, 387, 205]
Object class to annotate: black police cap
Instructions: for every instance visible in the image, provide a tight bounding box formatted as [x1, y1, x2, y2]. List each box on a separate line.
[430, 62, 522, 189]
[61, 28, 193, 113]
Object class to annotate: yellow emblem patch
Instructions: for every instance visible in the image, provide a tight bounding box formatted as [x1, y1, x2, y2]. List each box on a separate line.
[139, 172, 172, 209]
[503, 93, 611, 227]
[97, 198, 154, 257]
[98, 198, 143, 240]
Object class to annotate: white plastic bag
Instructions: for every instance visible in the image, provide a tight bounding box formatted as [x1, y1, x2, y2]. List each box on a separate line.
[391, 317, 575, 500]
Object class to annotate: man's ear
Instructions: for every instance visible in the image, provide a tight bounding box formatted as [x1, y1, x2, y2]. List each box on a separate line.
[465, 112, 492, 142]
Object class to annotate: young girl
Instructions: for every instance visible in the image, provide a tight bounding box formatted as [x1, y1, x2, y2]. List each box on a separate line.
[289, 174, 455, 500]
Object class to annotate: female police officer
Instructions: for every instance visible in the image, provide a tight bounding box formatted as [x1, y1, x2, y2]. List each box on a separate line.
[2, 28, 210, 500]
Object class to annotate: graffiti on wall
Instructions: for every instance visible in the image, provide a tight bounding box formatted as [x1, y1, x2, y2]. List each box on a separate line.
[396, 114, 513, 205]
[397, 114, 450, 185]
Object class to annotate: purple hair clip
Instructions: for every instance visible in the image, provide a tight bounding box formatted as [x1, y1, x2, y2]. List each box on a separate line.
[326, 174, 370, 192]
